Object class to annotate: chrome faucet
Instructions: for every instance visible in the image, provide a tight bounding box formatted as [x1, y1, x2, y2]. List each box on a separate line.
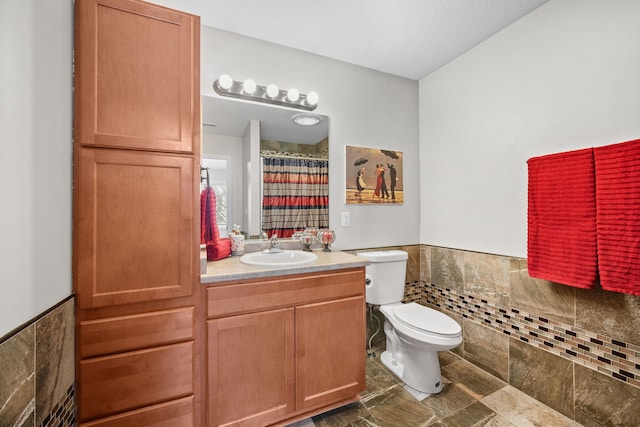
[268, 234, 283, 253]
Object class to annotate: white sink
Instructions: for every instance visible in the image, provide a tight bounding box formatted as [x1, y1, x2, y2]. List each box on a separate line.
[240, 250, 317, 267]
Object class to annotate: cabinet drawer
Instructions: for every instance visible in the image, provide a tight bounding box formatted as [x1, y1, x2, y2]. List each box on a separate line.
[80, 396, 193, 427]
[79, 307, 194, 358]
[79, 342, 194, 422]
[206, 268, 365, 318]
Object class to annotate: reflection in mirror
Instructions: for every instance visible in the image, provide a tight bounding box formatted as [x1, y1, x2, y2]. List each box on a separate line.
[202, 96, 329, 238]
[200, 156, 230, 236]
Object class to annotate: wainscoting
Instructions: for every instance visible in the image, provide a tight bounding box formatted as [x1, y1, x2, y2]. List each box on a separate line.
[0, 297, 75, 427]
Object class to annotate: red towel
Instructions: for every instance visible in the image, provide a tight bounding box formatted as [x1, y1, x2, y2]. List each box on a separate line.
[200, 187, 231, 261]
[527, 148, 597, 288]
[594, 139, 640, 296]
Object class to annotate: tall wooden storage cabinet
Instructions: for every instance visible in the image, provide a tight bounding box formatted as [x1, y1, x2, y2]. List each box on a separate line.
[73, 0, 201, 425]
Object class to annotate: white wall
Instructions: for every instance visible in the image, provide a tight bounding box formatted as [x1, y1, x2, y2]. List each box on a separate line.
[0, 0, 73, 336]
[419, 0, 640, 258]
[200, 26, 420, 250]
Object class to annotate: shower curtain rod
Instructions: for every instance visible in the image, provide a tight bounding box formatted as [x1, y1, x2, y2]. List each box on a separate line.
[260, 153, 328, 161]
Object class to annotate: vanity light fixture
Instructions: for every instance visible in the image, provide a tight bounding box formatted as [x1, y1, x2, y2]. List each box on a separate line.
[214, 74, 319, 111]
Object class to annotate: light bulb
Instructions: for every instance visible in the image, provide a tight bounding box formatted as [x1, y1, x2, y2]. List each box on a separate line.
[306, 91, 319, 106]
[218, 74, 233, 90]
[266, 84, 279, 98]
[243, 79, 257, 94]
[287, 88, 300, 102]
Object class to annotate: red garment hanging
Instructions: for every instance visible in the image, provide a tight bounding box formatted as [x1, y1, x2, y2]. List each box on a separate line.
[527, 147, 597, 289]
[200, 186, 230, 261]
[594, 139, 640, 296]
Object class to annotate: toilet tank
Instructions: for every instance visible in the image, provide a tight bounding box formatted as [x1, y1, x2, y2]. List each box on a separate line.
[356, 250, 408, 305]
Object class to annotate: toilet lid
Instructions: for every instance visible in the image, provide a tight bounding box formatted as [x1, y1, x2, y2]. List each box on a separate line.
[394, 303, 461, 337]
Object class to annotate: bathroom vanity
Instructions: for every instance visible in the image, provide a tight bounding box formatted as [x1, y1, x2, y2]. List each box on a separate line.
[201, 251, 367, 426]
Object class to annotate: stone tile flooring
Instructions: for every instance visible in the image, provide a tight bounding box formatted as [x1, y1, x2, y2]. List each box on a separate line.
[288, 349, 582, 427]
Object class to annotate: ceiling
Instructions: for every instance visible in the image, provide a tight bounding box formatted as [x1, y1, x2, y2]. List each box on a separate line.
[151, 0, 549, 80]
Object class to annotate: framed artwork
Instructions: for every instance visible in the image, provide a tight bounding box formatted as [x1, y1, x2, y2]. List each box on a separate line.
[345, 145, 403, 204]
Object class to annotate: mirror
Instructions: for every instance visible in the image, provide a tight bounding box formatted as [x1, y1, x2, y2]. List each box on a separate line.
[202, 95, 329, 238]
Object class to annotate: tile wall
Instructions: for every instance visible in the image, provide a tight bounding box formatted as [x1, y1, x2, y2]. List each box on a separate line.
[0, 297, 76, 427]
[356, 244, 640, 426]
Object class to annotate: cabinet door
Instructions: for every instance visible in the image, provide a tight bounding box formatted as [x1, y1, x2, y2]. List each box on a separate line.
[296, 296, 366, 411]
[75, 147, 195, 308]
[74, 0, 199, 153]
[207, 309, 295, 427]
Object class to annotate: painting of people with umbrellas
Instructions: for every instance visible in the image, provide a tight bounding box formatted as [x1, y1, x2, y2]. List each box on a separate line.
[345, 145, 403, 204]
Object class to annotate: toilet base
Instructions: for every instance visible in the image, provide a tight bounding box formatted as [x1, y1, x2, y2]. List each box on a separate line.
[380, 349, 444, 394]
[380, 350, 404, 379]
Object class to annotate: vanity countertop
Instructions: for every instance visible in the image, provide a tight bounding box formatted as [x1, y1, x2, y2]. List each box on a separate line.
[201, 250, 368, 285]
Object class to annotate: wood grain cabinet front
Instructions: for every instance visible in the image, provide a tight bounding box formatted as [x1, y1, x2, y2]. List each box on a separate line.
[205, 268, 366, 426]
[74, 0, 199, 154]
[73, 0, 201, 424]
[207, 309, 295, 427]
[77, 307, 196, 424]
[79, 342, 194, 421]
[295, 296, 366, 412]
[77, 396, 194, 427]
[74, 147, 196, 309]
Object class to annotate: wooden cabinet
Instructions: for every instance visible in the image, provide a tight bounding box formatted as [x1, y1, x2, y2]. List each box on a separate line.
[296, 297, 365, 412]
[74, 0, 198, 154]
[73, 0, 201, 425]
[75, 148, 196, 309]
[205, 268, 366, 427]
[207, 309, 295, 426]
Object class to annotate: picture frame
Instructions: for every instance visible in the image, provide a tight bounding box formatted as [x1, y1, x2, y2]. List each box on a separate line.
[345, 145, 403, 205]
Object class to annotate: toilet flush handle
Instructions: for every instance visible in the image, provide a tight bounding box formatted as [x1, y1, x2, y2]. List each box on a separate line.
[365, 275, 372, 287]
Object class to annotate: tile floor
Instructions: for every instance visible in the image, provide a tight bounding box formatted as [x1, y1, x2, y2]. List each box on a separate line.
[288, 347, 582, 427]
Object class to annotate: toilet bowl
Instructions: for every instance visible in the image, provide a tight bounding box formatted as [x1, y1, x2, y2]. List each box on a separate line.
[379, 302, 462, 393]
[357, 250, 462, 394]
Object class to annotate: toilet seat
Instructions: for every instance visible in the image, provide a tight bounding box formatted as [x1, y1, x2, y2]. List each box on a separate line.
[380, 303, 462, 345]
[394, 303, 461, 337]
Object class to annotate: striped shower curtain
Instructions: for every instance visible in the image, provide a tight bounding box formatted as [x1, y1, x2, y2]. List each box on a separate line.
[262, 157, 329, 238]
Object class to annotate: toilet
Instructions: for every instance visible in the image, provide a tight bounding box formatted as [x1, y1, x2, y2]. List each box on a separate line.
[357, 250, 462, 394]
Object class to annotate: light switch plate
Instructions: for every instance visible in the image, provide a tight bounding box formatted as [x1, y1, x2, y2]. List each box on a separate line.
[341, 211, 351, 227]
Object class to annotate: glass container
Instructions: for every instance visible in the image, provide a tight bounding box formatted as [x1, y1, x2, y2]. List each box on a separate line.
[299, 232, 315, 252]
[318, 229, 335, 252]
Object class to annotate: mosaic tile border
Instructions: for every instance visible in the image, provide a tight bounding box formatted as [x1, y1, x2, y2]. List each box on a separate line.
[40, 384, 75, 427]
[403, 281, 422, 303]
[423, 283, 640, 389]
